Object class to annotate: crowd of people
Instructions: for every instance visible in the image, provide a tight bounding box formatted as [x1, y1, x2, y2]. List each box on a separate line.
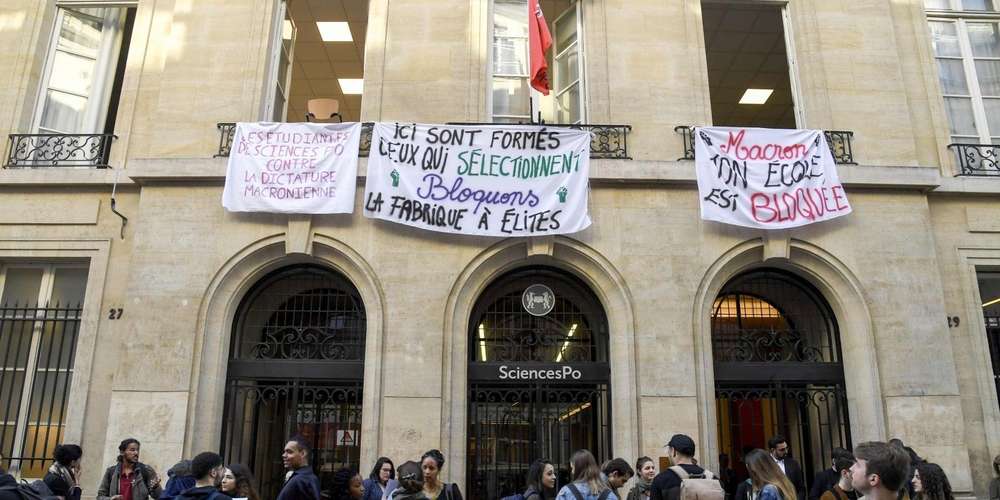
[0, 433, 974, 500]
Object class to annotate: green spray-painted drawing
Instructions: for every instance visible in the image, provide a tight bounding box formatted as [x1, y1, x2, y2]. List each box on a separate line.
[557, 186, 568, 203]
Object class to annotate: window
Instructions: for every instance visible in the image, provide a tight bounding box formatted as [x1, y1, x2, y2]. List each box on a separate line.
[978, 271, 1000, 411]
[0, 264, 87, 478]
[264, 1, 295, 122]
[490, 0, 585, 124]
[34, 5, 135, 135]
[927, 0, 1000, 143]
[701, 2, 798, 128]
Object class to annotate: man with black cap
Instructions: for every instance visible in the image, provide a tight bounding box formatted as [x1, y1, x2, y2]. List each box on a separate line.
[650, 434, 721, 500]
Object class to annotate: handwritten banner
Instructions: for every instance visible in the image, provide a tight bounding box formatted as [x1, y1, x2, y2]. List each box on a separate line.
[222, 122, 360, 214]
[363, 123, 591, 236]
[695, 126, 851, 229]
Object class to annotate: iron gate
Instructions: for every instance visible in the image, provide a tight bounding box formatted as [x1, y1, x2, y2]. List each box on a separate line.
[221, 378, 362, 500]
[221, 265, 366, 499]
[466, 266, 612, 500]
[467, 382, 610, 500]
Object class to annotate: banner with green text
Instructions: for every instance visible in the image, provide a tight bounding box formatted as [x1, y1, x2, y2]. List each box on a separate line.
[363, 122, 591, 236]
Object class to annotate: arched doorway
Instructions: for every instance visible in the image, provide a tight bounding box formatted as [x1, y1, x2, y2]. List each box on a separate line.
[713, 269, 850, 495]
[221, 265, 365, 500]
[467, 267, 612, 500]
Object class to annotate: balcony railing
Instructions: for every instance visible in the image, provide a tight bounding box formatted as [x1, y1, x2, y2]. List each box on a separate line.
[674, 126, 857, 165]
[447, 123, 632, 159]
[948, 143, 1000, 176]
[216, 122, 374, 157]
[4, 133, 115, 168]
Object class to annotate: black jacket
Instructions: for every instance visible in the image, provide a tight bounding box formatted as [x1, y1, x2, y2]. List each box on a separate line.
[175, 486, 225, 500]
[808, 469, 839, 500]
[276, 467, 321, 500]
[0, 473, 21, 500]
[777, 458, 805, 500]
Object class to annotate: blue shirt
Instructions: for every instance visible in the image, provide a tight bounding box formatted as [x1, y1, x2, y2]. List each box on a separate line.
[276, 467, 321, 500]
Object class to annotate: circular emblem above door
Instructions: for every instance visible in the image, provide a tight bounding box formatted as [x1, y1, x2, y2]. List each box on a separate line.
[522, 284, 555, 316]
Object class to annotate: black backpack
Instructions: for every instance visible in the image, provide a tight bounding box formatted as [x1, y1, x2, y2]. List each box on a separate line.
[0, 480, 60, 500]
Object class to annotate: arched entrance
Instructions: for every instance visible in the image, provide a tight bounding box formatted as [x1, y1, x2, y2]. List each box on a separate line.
[221, 265, 365, 499]
[467, 266, 612, 500]
[713, 268, 850, 493]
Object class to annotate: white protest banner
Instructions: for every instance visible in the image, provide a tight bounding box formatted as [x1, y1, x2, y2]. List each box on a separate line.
[222, 122, 360, 214]
[694, 126, 852, 229]
[363, 123, 591, 236]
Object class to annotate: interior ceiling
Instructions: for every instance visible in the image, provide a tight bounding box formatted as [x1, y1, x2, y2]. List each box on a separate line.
[287, 0, 368, 123]
[702, 3, 796, 128]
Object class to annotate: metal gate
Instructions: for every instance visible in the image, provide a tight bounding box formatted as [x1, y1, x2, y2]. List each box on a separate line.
[713, 269, 850, 491]
[222, 378, 362, 500]
[467, 382, 610, 499]
[221, 265, 366, 499]
[466, 266, 611, 500]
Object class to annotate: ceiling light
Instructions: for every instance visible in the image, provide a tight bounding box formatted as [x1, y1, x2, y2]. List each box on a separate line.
[317, 22, 352, 42]
[338, 78, 364, 95]
[739, 88, 774, 105]
[984, 297, 1000, 308]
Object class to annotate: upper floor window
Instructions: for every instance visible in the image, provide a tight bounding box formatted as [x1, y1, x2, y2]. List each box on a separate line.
[0, 264, 87, 478]
[701, 1, 798, 128]
[490, 0, 584, 124]
[34, 4, 135, 135]
[927, 0, 1000, 143]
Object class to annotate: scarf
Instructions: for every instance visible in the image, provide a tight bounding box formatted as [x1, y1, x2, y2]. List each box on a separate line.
[630, 478, 652, 499]
[48, 463, 77, 488]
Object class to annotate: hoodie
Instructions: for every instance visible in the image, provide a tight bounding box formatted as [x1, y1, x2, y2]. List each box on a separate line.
[0, 473, 22, 500]
[175, 486, 225, 500]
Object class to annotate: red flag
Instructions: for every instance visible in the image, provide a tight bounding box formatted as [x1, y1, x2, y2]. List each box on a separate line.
[528, 0, 553, 95]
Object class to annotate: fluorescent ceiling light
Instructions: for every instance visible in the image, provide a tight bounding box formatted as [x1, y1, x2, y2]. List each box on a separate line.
[739, 88, 774, 105]
[984, 297, 1000, 308]
[317, 22, 352, 42]
[478, 324, 487, 362]
[338, 78, 364, 95]
[555, 323, 578, 363]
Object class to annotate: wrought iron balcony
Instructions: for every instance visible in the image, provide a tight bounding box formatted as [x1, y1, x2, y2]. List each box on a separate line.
[948, 143, 1000, 176]
[216, 122, 374, 157]
[674, 126, 857, 165]
[447, 122, 632, 159]
[4, 133, 115, 168]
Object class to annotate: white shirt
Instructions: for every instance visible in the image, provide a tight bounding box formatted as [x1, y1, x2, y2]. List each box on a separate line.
[772, 455, 786, 474]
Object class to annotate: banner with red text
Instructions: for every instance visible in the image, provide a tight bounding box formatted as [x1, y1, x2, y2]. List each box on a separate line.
[223, 122, 360, 214]
[363, 122, 591, 236]
[694, 126, 851, 229]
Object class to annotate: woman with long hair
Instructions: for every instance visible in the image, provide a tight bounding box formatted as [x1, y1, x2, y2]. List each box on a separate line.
[627, 457, 655, 500]
[363, 458, 394, 500]
[912, 463, 954, 500]
[744, 449, 796, 500]
[329, 468, 365, 500]
[524, 459, 556, 500]
[420, 450, 462, 500]
[44, 444, 82, 500]
[219, 464, 260, 500]
[555, 450, 616, 500]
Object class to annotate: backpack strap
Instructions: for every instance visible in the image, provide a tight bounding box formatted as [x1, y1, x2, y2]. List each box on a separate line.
[567, 484, 586, 500]
[702, 470, 715, 480]
[669, 466, 690, 480]
[598, 490, 612, 500]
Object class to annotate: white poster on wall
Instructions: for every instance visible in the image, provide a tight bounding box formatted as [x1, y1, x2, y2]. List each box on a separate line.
[694, 126, 852, 229]
[222, 122, 360, 214]
[363, 122, 592, 237]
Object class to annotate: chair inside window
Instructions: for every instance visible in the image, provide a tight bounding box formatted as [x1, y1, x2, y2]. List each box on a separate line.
[306, 98, 343, 122]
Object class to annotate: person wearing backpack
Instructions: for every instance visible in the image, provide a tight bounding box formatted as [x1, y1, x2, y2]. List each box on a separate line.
[648, 434, 724, 500]
[555, 450, 617, 500]
[97, 439, 162, 500]
[745, 450, 797, 500]
[172, 453, 226, 500]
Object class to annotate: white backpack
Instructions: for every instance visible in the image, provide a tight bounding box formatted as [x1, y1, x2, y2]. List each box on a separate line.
[669, 466, 725, 500]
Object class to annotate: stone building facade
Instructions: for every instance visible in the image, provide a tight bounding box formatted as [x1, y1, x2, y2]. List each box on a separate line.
[0, 0, 999, 499]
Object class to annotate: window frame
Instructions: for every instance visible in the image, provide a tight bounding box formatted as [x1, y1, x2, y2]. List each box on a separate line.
[927, 0, 1000, 143]
[31, 2, 135, 135]
[261, 0, 296, 122]
[487, 0, 587, 124]
[0, 263, 87, 478]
